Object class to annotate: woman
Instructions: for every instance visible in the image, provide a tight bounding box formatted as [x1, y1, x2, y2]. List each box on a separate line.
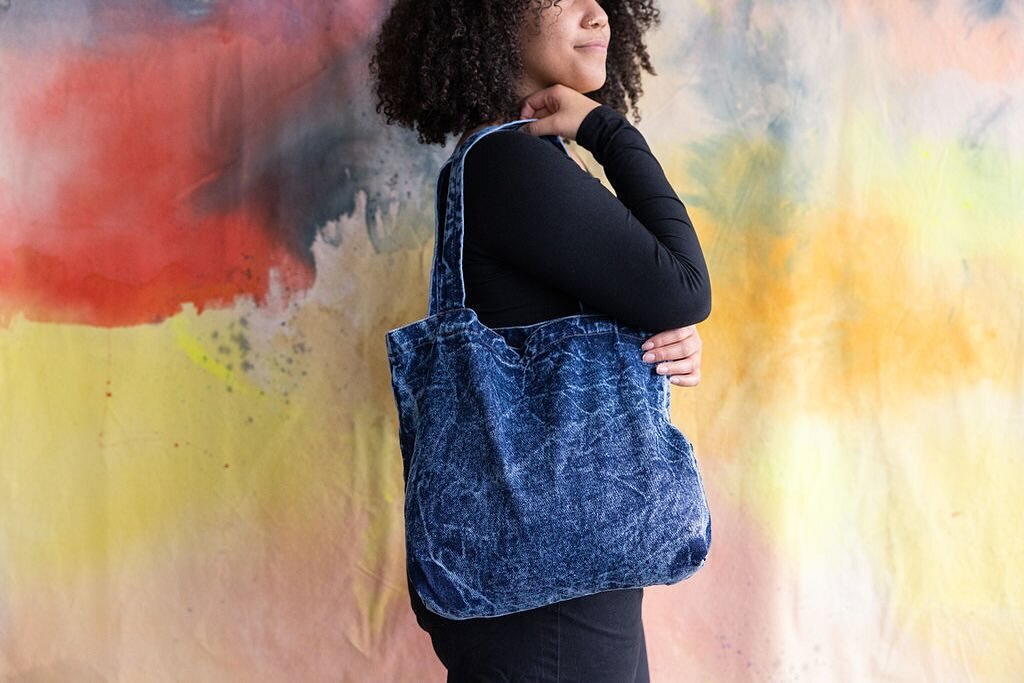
[370, 1, 711, 680]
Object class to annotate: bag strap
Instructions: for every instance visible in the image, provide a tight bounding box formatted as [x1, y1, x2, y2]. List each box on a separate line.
[429, 120, 587, 317]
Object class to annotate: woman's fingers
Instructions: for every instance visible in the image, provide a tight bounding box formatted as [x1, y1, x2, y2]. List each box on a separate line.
[641, 325, 702, 386]
[518, 84, 600, 140]
[668, 368, 701, 386]
[641, 330, 700, 364]
[652, 357, 701, 384]
[641, 324, 696, 352]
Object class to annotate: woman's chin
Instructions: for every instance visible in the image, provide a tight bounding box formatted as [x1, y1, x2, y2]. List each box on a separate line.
[564, 73, 607, 94]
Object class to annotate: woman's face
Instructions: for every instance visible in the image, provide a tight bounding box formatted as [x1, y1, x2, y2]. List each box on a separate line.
[517, 0, 610, 98]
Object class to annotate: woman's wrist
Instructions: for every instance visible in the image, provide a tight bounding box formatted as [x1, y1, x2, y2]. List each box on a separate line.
[574, 104, 628, 162]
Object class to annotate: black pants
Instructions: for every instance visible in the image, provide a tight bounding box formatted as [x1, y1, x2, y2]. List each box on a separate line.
[408, 573, 650, 682]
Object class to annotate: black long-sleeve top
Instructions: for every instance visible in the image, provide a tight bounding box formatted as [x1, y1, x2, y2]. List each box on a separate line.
[439, 103, 712, 332]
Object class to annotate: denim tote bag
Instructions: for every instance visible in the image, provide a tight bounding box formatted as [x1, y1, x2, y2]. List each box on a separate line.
[385, 118, 712, 620]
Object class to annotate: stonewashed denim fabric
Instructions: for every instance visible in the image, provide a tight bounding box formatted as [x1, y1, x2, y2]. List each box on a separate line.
[384, 118, 712, 621]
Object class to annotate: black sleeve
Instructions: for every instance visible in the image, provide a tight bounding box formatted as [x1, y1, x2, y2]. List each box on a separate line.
[463, 104, 712, 332]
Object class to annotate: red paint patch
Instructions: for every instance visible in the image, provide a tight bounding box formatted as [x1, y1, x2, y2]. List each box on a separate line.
[0, 3, 381, 327]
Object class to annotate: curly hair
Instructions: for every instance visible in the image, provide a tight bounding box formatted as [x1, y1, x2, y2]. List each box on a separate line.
[368, 0, 662, 146]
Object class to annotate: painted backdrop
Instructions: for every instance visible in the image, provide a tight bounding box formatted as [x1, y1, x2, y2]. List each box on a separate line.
[1, 1, 1021, 681]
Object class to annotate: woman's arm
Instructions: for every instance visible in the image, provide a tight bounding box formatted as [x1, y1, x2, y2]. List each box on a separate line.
[464, 105, 711, 332]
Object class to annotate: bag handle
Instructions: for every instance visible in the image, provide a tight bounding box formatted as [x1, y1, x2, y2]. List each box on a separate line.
[428, 120, 587, 317]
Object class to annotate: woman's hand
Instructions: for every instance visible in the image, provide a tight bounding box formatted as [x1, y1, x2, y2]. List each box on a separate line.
[518, 84, 601, 141]
[641, 325, 702, 386]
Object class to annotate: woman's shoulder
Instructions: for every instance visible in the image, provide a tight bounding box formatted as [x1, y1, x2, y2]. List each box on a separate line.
[464, 128, 572, 172]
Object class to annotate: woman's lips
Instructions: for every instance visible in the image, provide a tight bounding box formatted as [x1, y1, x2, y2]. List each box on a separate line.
[575, 44, 608, 51]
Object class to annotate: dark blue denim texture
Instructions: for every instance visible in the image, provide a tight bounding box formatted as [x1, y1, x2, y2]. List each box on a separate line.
[385, 118, 712, 621]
